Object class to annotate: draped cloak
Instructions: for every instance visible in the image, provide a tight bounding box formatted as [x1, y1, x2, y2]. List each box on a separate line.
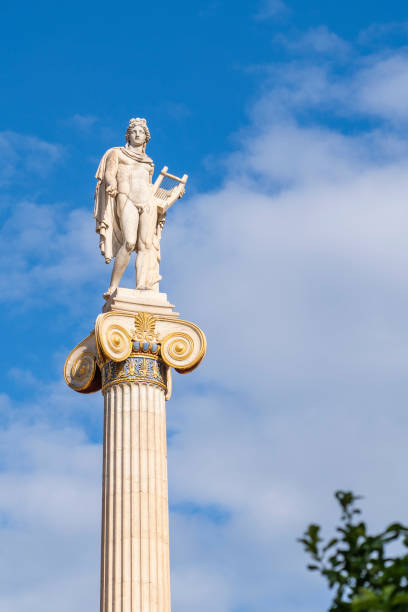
[93, 146, 154, 263]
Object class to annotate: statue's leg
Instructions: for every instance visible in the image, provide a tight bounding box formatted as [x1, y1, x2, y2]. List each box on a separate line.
[105, 199, 139, 296]
[136, 206, 157, 289]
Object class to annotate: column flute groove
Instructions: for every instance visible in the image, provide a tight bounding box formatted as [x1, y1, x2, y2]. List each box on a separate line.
[123, 383, 131, 611]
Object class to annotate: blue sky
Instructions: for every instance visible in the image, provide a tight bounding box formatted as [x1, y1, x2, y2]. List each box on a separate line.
[2, 1, 408, 610]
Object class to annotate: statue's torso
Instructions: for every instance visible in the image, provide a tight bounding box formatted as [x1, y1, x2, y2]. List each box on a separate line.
[116, 149, 152, 203]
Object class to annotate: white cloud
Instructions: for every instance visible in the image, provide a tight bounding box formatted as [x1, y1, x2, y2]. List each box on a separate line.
[358, 22, 408, 46]
[0, 201, 107, 313]
[276, 26, 350, 56]
[64, 113, 98, 131]
[248, 48, 408, 125]
[356, 52, 408, 121]
[0, 421, 100, 612]
[0, 131, 62, 185]
[254, 0, 287, 21]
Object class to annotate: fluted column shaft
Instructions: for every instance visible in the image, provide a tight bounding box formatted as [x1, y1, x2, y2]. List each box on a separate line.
[100, 381, 170, 612]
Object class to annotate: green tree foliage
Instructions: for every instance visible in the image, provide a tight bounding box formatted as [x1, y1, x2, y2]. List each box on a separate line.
[298, 491, 408, 611]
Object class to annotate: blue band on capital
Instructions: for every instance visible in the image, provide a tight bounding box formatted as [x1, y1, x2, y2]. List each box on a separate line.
[101, 354, 166, 392]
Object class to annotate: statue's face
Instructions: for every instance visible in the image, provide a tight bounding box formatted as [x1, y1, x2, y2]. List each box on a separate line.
[128, 126, 147, 147]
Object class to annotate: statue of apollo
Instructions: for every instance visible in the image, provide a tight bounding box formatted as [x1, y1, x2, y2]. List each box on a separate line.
[94, 118, 186, 298]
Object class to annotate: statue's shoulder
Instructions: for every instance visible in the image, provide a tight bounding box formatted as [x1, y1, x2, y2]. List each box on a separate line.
[99, 146, 121, 165]
[105, 146, 121, 158]
[143, 153, 154, 167]
[95, 147, 121, 180]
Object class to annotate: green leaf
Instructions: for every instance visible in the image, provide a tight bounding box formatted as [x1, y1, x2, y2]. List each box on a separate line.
[392, 593, 408, 604]
[323, 538, 339, 552]
[300, 490, 408, 611]
[351, 588, 379, 611]
[382, 584, 396, 602]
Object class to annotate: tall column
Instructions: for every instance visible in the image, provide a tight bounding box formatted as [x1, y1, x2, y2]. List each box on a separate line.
[64, 296, 206, 612]
[100, 355, 170, 612]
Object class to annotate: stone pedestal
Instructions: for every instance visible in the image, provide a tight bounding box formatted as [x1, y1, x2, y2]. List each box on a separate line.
[64, 291, 206, 612]
[102, 288, 179, 318]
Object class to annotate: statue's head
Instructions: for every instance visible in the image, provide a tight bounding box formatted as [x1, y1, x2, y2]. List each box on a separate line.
[125, 118, 151, 151]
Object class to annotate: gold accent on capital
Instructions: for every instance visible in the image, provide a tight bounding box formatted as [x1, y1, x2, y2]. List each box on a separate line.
[102, 324, 132, 362]
[95, 310, 206, 373]
[101, 353, 166, 394]
[164, 333, 193, 362]
[64, 333, 100, 393]
[174, 342, 184, 354]
[139, 358, 148, 377]
[133, 312, 159, 342]
[160, 328, 205, 372]
[152, 359, 161, 378]
[130, 352, 164, 375]
[72, 352, 95, 382]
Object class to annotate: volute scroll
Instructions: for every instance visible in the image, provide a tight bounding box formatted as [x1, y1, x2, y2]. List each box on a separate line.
[64, 332, 101, 393]
[95, 311, 206, 372]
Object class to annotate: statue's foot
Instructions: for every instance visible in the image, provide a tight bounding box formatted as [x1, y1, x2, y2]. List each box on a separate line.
[103, 286, 117, 300]
[136, 284, 150, 291]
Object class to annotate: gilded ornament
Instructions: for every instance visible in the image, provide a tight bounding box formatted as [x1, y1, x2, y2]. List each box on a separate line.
[68, 352, 96, 391]
[133, 312, 159, 342]
[139, 357, 148, 377]
[152, 360, 161, 379]
[128, 359, 136, 375]
[101, 354, 166, 393]
[102, 323, 132, 362]
[72, 353, 94, 382]
[160, 332, 195, 369]
[64, 335, 100, 393]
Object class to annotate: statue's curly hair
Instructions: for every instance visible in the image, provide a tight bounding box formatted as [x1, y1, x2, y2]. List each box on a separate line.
[125, 118, 151, 145]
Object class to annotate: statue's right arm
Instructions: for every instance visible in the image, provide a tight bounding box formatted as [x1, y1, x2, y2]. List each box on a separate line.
[105, 150, 118, 196]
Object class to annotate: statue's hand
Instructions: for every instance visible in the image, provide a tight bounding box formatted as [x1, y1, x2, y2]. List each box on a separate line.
[106, 185, 118, 197]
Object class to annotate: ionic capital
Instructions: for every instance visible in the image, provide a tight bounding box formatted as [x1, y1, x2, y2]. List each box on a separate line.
[64, 310, 206, 396]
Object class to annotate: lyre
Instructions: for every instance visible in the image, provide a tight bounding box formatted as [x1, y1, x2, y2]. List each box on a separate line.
[152, 166, 188, 213]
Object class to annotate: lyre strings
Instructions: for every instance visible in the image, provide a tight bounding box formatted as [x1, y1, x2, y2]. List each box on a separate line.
[154, 174, 182, 201]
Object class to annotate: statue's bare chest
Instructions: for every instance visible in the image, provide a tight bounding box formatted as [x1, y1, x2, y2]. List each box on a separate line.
[117, 152, 150, 182]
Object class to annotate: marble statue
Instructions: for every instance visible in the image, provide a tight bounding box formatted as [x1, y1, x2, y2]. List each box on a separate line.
[94, 118, 187, 298]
